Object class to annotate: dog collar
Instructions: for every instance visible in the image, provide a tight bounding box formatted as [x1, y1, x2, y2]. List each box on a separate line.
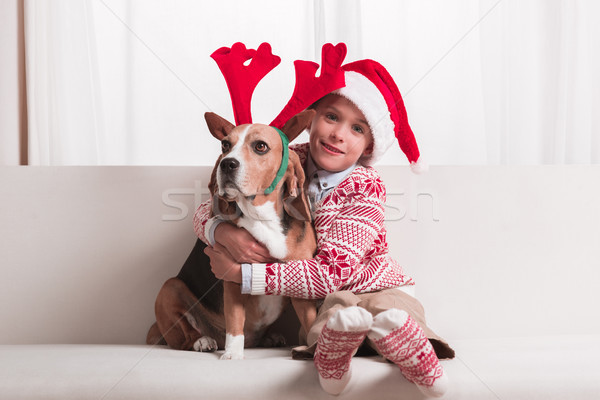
[264, 128, 289, 195]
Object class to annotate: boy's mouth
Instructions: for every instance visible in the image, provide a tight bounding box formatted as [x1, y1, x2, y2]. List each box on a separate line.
[321, 141, 344, 155]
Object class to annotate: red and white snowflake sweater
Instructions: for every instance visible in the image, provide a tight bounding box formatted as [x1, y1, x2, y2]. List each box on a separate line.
[194, 143, 414, 299]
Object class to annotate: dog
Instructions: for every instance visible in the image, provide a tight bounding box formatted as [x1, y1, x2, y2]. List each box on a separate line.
[147, 109, 317, 359]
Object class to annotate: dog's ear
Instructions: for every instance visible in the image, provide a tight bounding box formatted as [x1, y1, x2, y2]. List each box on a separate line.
[281, 109, 316, 143]
[208, 156, 221, 197]
[205, 112, 235, 140]
[282, 150, 312, 223]
[208, 155, 239, 219]
[215, 198, 239, 220]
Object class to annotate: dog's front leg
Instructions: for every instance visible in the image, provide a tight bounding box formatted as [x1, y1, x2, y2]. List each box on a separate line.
[221, 281, 246, 360]
[291, 298, 318, 342]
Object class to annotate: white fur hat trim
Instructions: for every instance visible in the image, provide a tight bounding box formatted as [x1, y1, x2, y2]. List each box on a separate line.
[334, 71, 396, 165]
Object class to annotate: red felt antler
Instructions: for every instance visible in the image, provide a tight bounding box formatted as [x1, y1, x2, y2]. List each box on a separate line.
[211, 42, 281, 125]
[270, 43, 347, 129]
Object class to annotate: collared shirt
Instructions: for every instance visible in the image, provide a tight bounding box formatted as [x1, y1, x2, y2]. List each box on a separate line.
[305, 155, 357, 212]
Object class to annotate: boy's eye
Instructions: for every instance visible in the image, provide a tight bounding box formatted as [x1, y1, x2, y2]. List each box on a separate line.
[253, 141, 269, 154]
[221, 140, 231, 153]
[352, 125, 364, 134]
[325, 113, 338, 122]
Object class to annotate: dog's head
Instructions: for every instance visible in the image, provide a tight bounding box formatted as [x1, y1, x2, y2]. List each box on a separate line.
[205, 109, 315, 222]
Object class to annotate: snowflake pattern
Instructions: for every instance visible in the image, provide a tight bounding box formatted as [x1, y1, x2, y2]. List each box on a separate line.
[320, 246, 352, 286]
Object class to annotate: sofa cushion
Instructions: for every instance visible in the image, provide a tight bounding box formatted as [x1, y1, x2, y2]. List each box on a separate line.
[2, 335, 598, 399]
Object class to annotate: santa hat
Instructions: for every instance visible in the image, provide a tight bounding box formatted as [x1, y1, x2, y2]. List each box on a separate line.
[335, 59, 426, 171]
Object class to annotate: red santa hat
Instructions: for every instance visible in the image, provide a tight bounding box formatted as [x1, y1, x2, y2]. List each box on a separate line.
[335, 59, 426, 171]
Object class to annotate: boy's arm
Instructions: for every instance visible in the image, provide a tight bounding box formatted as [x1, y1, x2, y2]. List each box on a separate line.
[248, 191, 386, 299]
[193, 199, 215, 245]
[194, 199, 277, 263]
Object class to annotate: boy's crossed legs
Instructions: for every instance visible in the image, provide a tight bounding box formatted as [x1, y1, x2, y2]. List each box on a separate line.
[306, 290, 453, 397]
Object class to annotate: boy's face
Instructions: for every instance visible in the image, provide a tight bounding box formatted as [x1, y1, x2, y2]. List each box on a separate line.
[308, 94, 374, 172]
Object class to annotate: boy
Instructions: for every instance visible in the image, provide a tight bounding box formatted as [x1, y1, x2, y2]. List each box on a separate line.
[201, 58, 454, 397]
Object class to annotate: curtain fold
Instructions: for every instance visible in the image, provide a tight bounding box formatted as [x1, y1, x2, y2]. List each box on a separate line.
[21, 0, 600, 166]
[24, 0, 104, 165]
[0, 0, 27, 166]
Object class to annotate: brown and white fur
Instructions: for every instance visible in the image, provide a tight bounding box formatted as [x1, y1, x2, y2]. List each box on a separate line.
[147, 110, 317, 359]
[206, 110, 317, 359]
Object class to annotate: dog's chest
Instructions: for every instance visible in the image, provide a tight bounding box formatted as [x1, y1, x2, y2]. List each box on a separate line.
[236, 199, 289, 260]
[252, 295, 286, 329]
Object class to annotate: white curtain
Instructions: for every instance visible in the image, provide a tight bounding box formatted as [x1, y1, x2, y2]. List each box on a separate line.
[0, 0, 26, 166]
[479, 0, 600, 164]
[23, 0, 600, 166]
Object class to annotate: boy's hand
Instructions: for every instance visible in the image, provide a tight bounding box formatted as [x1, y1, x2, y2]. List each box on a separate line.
[214, 223, 277, 263]
[204, 243, 242, 284]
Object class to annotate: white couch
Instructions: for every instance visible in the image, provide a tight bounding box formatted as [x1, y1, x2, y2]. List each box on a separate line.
[1, 165, 599, 400]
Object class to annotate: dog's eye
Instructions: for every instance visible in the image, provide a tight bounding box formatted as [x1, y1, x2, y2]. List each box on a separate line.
[221, 140, 231, 153]
[253, 141, 269, 154]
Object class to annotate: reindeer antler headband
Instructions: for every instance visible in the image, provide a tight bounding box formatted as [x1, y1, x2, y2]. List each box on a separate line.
[210, 42, 347, 127]
[210, 42, 348, 195]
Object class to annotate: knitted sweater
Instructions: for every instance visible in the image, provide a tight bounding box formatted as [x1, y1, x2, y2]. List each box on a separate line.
[193, 143, 414, 300]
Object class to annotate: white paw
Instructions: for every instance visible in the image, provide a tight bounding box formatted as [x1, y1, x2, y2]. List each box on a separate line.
[219, 349, 244, 360]
[219, 333, 244, 360]
[193, 336, 218, 352]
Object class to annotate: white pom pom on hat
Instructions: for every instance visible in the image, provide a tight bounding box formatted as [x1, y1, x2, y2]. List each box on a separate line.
[334, 59, 426, 172]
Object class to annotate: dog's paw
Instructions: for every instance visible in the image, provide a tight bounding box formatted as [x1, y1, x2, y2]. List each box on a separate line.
[193, 336, 218, 352]
[259, 332, 287, 348]
[219, 350, 244, 360]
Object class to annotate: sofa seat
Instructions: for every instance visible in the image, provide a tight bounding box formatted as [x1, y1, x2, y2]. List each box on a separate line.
[2, 335, 598, 399]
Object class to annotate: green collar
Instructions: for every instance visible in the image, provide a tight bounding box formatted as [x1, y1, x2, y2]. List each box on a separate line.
[264, 128, 289, 195]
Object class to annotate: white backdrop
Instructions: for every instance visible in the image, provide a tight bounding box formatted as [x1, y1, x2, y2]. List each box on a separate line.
[21, 0, 600, 166]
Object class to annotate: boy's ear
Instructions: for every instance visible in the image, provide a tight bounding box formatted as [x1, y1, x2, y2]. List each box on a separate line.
[364, 142, 374, 156]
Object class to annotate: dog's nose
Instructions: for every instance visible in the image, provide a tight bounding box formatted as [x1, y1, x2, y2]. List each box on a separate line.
[220, 157, 240, 173]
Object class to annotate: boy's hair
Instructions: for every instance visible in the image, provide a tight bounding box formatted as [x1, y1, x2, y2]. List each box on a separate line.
[308, 94, 332, 112]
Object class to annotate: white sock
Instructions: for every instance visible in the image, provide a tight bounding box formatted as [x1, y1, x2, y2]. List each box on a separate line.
[314, 306, 373, 395]
[368, 309, 448, 398]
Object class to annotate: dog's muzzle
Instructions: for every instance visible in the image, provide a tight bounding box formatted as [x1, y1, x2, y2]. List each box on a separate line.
[218, 157, 242, 199]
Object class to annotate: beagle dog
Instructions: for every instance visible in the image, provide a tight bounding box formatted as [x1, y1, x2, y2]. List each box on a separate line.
[206, 109, 317, 360]
[148, 110, 317, 359]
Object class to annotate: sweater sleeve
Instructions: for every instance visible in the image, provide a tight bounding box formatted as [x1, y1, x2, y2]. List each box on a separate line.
[193, 198, 214, 245]
[250, 179, 386, 299]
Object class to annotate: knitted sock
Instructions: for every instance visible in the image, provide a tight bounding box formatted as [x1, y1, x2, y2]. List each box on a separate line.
[368, 309, 448, 398]
[313, 306, 373, 395]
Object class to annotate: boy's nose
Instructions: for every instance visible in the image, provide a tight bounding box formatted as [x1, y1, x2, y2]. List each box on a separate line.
[330, 127, 344, 141]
